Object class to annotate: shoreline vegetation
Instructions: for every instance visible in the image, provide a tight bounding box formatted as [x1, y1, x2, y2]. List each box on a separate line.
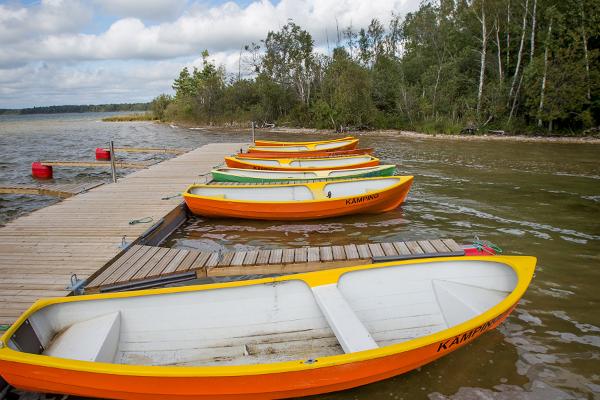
[180, 125, 600, 144]
[149, 0, 599, 138]
[101, 113, 157, 122]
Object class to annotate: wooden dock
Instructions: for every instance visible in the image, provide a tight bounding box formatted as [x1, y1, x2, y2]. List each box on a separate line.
[85, 239, 464, 293]
[40, 160, 150, 169]
[0, 143, 246, 324]
[0, 182, 104, 198]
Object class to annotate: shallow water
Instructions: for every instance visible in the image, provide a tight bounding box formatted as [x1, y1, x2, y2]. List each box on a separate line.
[2, 115, 600, 399]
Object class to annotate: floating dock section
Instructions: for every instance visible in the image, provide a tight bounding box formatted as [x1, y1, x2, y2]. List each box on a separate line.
[0, 143, 245, 324]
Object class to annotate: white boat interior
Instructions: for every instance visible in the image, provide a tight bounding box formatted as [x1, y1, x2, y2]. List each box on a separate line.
[214, 166, 391, 180]
[188, 177, 401, 201]
[252, 140, 355, 152]
[239, 156, 373, 168]
[9, 260, 517, 367]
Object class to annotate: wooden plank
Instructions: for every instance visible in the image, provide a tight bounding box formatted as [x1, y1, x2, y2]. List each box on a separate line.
[230, 251, 247, 267]
[294, 247, 308, 263]
[87, 245, 144, 287]
[190, 251, 212, 270]
[405, 241, 424, 254]
[130, 247, 171, 280]
[442, 239, 463, 252]
[117, 247, 162, 283]
[143, 248, 180, 278]
[100, 246, 153, 286]
[381, 242, 398, 257]
[418, 240, 437, 254]
[429, 239, 450, 253]
[204, 252, 221, 268]
[217, 252, 236, 267]
[269, 249, 283, 264]
[281, 248, 295, 264]
[243, 250, 259, 266]
[356, 244, 371, 259]
[307, 247, 320, 262]
[343, 244, 360, 260]
[392, 241, 411, 255]
[368, 243, 385, 258]
[160, 249, 190, 275]
[256, 250, 271, 265]
[331, 246, 346, 261]
[320, 246, 333, 262]
[176, 251, 202, 271]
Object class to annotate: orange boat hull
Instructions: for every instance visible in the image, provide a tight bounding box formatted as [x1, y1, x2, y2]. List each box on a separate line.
[237, 148, 373, 159]
[0, 305, 513, 399]
[184, 178, 412, 220]
[224, 158, 379, 171]
[254, 136, 355, 147]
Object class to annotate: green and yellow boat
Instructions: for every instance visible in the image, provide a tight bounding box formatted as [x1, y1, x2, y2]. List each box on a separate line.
[211, 165, 397, 183]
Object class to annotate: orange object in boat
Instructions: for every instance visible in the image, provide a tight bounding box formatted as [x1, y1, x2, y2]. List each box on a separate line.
[183, 176, 413, 220]
[254, 136, 355, 146]
[224, 155, 380, 171]
[0, 256, 536, 399]
[237, 148, 374, 159]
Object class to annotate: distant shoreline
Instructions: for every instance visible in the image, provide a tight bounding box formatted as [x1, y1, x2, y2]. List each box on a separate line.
[171, 124, 600, 144]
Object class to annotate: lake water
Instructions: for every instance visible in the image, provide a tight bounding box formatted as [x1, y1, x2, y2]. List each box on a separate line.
[1, 113, 599, 399]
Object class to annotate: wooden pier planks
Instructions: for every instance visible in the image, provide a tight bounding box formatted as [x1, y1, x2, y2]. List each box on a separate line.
[0, 143, 246, 324]
[85, 238, 463, 293]
[0, 182, 104, 198]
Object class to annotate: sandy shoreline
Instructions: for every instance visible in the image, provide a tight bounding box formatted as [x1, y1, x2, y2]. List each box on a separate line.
[171, 123, 600, 144]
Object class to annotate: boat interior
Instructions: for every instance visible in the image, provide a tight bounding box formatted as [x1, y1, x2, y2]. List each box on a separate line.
[188, 177, 402, 201]
[7, 260, 517, 367]
[252, 140, 355, 152]
[239, 156, 373, 168]
[214, 166, 390, 179]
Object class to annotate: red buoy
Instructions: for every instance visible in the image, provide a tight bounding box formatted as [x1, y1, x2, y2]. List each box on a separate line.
[31, 162, 53, 179]
[95, 148, 111, 160]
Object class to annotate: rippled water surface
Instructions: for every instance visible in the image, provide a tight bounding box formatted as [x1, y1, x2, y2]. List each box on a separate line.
[2, 114, 600, 399]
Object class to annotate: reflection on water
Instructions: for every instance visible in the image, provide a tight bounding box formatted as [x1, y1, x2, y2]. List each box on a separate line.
[2, 115, 600, 398]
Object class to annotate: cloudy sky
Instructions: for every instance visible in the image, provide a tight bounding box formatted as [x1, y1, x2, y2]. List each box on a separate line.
[0, 0, 419, 109]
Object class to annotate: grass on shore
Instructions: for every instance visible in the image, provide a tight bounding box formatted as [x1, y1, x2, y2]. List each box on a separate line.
[102, 113, 156, 122]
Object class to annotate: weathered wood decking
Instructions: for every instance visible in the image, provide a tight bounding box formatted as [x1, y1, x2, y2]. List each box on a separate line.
[0, 182, 104, 198]
[0, 143, 245, 324]
[85, 239, 464, 293]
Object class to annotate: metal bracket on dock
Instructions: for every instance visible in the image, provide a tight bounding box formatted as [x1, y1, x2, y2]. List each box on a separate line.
[67, 273, 86, 295]
[99, 271, 197, 293]
[371, 251, 465, 263]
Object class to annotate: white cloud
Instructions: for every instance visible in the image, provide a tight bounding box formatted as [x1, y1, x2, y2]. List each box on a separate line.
[0, 0, 421, 107]
[94, 0, 188, 21]
[0, 0, 91, 43]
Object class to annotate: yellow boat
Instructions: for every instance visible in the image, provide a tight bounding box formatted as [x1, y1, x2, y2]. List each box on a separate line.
[225, 155, 379, 171]
[0, 256, 536, 399]
[249, 138, 358, 153]
[254, 136, 355, 146]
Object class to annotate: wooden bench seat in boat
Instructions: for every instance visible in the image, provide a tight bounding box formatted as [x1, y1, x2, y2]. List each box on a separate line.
[312, 284, 378, 353]
[44, 312, 121, 363]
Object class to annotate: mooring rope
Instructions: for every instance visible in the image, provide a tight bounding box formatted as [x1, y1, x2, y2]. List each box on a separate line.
[473, 236, 503, 254]
[128, 216, 154, 225]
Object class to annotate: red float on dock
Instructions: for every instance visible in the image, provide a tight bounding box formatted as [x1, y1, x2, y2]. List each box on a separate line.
[31, 162, 53, 179]
[95, 148, 111, 160]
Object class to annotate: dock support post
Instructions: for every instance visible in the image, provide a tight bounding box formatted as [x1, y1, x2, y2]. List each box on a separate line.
[251, 121, 255, 144]
[109, 141, 117, 183]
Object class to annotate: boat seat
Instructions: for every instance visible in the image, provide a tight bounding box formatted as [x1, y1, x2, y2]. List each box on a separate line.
[312, 284, 378, 354]
[44, 312, 121, 363]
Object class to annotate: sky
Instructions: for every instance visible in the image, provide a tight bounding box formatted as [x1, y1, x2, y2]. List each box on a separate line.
[0, 0, 420, 109]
